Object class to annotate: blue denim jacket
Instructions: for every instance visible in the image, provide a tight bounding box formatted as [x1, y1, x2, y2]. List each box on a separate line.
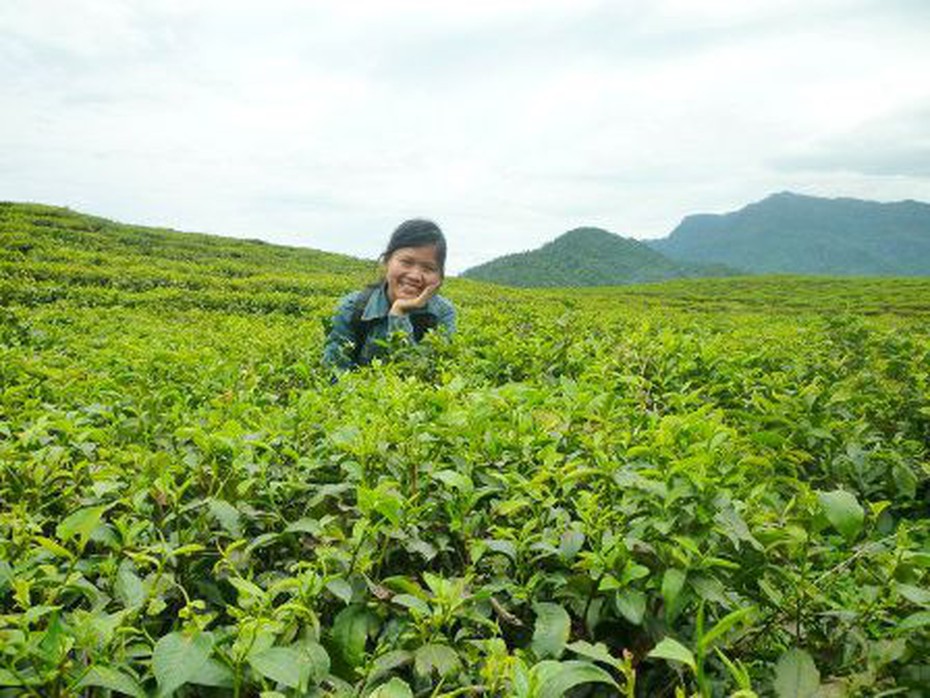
[322, 283, 456, 369]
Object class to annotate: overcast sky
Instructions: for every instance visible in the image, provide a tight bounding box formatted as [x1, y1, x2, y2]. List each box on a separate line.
[2, 0, 929, 272]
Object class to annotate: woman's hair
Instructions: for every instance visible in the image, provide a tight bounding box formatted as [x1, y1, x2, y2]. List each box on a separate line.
[381, 219, 446, 274]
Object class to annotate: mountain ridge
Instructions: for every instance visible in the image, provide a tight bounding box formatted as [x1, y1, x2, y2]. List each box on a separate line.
[460, 226, 735, 287]
[462, 192, 930, 286]
[648, 192, 930, 275]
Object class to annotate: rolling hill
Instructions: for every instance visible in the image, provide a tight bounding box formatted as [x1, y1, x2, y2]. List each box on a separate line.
[647, 192, 930, 275]
[460, 226, 734, 287]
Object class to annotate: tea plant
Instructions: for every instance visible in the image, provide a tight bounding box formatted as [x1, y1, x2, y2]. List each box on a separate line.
[1, 203, 928, 696]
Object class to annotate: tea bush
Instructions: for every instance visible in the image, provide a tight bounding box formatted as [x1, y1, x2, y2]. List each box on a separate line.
[1, 204, 928, 696]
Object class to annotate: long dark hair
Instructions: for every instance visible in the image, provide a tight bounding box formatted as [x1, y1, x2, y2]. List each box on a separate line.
[380, 219, 446, 276]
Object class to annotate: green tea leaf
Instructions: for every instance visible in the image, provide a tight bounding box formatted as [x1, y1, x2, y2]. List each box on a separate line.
[414, 643, 460, 678]
[565, 640, 623, 670]
[114, 561, 145, 609]
[532, 660, 619, 698]
[0, 669, 23, 687]
[38, 612, 71, 664]
[249, 646, 304, 689]
[690, 575, 728, 605]
[56, 505, 109, 547]
[714, 506, 763, 551]
[0, 560, 14, 596]
[661, 568, 687, 620]
[284, 517, 322, 535]
[152, 631, 214, 697]
[896, 611, 930, 632]
[480, 539, 517, 561]
[895, 583, 930, 607]
[433, 469, 473, 493]
[367, 677, 414, 698]
[558, 530, 585, 560]
[648, 637, 695, 671]
[619, 561, 650, 585]
[301, 641, 331, 684]
[615, 589, 646, 625]
[190, 659, 234, 689]
[208, 498, 242, 537]
[816, 490, 864, 541]
[332, 604, 375, 668]
[773, 648, 820, 698]
[393, 594, 430, 615]
[532, 602, 571, 660]
[368, 649, 413, 685]
[326, 578, 355, 605]
[699, 606, 755, 651]
[358, 483, 404, 525]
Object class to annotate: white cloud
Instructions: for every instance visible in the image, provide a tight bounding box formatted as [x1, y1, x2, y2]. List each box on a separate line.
[2, 0, 929, 272]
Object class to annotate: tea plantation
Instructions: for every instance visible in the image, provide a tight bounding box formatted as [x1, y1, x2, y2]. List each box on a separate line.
[1, 203, 929, 696]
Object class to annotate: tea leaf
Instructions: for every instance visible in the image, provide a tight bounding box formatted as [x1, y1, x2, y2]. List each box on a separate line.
[816, 490, 864, 541]
[532, 660, 619, 698]
[699, 606, 755, 651]
[615, 589, 646, 625]
[75, 666, 146, 698]
[367, 677, 414, 698]
[249, 646, 305, 689]
[332, 604, 376, 668]
[566, 640, 623, 670]
[414, 644, 460, 678]
[56, 505, 109, 548]
[152, 631, 214, 696]
[896, 611, 930, 632]
[114, 561, 145, 609]
[773, 648, 820, 698]
[208, 498, 242, 538]
[648, 637, 695, 671]
[532, 602, 571, 660]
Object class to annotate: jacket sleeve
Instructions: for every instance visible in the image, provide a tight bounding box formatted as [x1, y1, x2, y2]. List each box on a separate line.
[322, 293, 359, 370]
[435, 298, 457, 336]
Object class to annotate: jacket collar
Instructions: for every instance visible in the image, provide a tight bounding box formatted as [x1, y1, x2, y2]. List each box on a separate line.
[361, 283, 391, 321]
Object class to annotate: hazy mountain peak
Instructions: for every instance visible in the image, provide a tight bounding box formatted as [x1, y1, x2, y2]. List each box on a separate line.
[649, 192, 930, 275]
[462, 225, 732, 287]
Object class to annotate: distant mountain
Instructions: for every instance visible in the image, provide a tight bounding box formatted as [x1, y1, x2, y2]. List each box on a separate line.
[648, 192, 930, 275]
[460, 227, 735, 287]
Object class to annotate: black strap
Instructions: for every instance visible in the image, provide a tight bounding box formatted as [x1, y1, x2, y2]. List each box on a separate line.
[411, 312, 438, 339]
[349, 284, 438, 365]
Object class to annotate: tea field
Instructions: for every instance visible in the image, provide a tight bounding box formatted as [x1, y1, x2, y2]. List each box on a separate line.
[1, 203, 929, 697]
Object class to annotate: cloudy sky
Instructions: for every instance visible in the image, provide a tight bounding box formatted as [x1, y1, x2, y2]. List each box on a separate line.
[2, 0, 929, 272]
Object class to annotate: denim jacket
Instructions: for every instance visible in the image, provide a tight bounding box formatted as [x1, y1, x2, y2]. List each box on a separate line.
[322, 283, 456, 370]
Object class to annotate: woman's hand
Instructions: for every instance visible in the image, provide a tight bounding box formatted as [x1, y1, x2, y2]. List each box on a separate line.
[390, 282, 440, 316]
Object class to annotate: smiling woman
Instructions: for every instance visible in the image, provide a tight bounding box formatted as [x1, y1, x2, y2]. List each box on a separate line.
[322, 219, 457, 370]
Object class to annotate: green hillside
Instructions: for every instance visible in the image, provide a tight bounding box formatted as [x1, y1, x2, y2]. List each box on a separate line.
[461, 226, 735, 287]
[2, 202, 929, 696]
[0, 201, 377, 306]
[649, 191, 930, 275]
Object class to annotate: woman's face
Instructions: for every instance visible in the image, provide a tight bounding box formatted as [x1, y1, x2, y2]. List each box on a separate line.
[384, 244, 442, 303]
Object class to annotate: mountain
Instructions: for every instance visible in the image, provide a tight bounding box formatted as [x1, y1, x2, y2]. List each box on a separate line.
[460, 226, 735, 287]
[647, 192, 930, 275]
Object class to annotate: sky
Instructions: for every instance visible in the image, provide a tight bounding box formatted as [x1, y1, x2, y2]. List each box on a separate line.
[2, 0, 929, 273]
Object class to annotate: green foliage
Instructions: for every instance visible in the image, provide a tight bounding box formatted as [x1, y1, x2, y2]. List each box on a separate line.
[651, 191, 930, 275]
[461, 226, 736, 287]
[773, 648, 819, 698]
[1, 202, 929, 696]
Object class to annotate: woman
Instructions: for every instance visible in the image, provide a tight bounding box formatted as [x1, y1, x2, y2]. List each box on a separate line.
[323, 219, 456, 370]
